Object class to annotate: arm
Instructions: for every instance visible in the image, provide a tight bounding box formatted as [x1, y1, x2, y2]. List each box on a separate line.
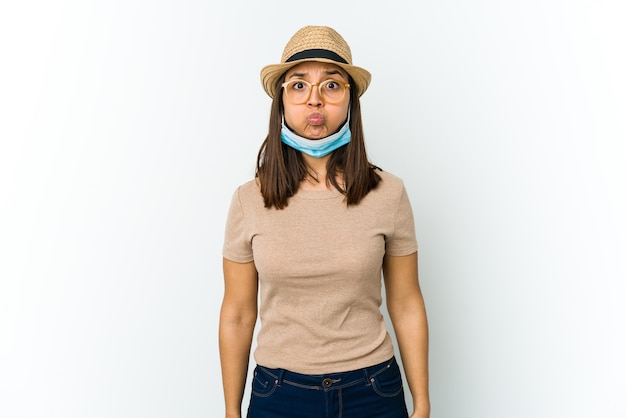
[383, 252, 430, 418]
[219, 258, 259, 418]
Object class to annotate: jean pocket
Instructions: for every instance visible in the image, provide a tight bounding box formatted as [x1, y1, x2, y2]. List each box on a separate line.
[251, 366, 278, 398]
[369, 360, 404, 397]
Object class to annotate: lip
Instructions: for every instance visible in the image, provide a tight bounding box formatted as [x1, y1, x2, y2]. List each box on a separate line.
[307, 113, 324, 125]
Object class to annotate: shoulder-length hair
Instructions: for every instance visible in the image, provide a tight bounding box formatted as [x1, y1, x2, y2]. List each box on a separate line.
[255, 75, 382, 209]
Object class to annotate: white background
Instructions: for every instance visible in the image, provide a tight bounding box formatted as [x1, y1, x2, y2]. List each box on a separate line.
[1, 1, 625, 417]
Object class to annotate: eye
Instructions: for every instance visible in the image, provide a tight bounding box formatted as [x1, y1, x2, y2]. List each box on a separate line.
[291, 81, 307, 90]
[325, 80, 340, 90]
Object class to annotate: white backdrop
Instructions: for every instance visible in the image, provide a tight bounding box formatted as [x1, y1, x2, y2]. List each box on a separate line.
[1, 1, 625, 417]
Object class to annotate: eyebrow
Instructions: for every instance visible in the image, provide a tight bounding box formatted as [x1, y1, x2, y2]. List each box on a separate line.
[287, 70, 347, 80]
[288, 72, 307, 79]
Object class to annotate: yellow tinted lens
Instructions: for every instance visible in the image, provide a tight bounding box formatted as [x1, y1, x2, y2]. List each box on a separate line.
[285, 80, 310, 103]
[320, 80, 345, 103]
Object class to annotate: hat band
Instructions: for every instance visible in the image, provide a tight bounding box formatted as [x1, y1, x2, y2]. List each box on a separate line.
[286, 49, 348, 64]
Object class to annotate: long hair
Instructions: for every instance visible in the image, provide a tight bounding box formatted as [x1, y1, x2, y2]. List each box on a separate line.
[256, 75, 382, 209]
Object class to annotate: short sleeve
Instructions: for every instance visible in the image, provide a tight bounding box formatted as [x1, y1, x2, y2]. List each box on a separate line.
[222, 187, 254, 263]
[385, 184, 418, 256]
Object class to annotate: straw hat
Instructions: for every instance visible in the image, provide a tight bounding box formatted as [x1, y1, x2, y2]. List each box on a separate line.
[260, 26, 371, 99]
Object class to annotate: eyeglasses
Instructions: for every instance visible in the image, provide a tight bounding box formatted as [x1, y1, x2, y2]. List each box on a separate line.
[281, 79, 350, 104]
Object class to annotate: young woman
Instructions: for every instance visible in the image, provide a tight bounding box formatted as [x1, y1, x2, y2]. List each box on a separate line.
[219, 25, 430, 418]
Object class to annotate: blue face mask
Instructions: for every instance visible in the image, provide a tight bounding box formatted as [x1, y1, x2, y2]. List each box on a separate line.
[280, 114, 351, 158]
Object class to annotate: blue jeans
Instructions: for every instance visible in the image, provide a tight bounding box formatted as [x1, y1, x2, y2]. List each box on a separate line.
[247, 357, 409, 418]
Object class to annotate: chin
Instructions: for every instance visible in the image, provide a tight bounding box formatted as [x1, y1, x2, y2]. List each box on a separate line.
[303, 129, 329, 140]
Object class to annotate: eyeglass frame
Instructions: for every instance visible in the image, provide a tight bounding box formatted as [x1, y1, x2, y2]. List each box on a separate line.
[281, 79, 351, 104]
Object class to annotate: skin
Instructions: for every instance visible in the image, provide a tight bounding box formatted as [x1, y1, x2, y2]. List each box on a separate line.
[282, 61, 351, 140]
[282, 61, 352, 188]
[219, 61, 430, 418]
[219, 259, 258, 418]
[383, 253, 431, 418]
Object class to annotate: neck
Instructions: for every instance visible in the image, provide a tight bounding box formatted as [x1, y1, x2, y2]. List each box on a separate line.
[304, 151, 329, 175]
[298, 153, 327, 190]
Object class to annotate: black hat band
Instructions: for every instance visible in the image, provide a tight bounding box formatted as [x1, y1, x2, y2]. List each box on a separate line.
[286, 49, 348, 64]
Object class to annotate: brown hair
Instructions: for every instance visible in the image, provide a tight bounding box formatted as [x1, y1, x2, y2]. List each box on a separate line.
[256, 76, 382, 209]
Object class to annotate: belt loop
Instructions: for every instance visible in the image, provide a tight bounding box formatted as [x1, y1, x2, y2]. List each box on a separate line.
[276, 369, 286, 386]
[363, 364, 372, 384]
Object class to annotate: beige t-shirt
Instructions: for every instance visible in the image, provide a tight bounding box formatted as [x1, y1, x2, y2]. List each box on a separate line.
[222, 170, 417, 374]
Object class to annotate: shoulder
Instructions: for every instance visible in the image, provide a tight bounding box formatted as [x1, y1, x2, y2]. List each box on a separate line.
[373, 169, 407, 195]
[376, 169, 404, 185]
[230, 178, 264, 209]
[236, 178, 260, 195]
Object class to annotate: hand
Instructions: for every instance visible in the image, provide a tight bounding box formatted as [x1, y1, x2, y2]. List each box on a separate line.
[410, 403, 430, 418]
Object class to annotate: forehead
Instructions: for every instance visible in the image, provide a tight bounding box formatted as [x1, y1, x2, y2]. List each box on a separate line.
[285, 61, 348, 79]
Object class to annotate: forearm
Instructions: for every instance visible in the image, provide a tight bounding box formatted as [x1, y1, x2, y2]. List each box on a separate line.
[219, 315, 256, 418]
[391, 304, 430, 417]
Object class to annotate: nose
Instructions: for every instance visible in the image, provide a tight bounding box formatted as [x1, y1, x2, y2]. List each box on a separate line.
[307, 84, 323, 107]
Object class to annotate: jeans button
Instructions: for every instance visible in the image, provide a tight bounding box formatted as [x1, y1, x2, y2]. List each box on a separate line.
[322, 378, 332, 388]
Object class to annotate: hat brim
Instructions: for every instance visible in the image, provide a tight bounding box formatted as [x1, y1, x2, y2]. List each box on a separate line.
[260, 58, 371, 99]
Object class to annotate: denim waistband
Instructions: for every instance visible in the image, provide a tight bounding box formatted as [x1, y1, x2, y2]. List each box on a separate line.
[257, 357, 397, 391]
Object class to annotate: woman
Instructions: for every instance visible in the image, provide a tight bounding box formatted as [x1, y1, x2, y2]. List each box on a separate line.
[219, 25, 430, 418]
